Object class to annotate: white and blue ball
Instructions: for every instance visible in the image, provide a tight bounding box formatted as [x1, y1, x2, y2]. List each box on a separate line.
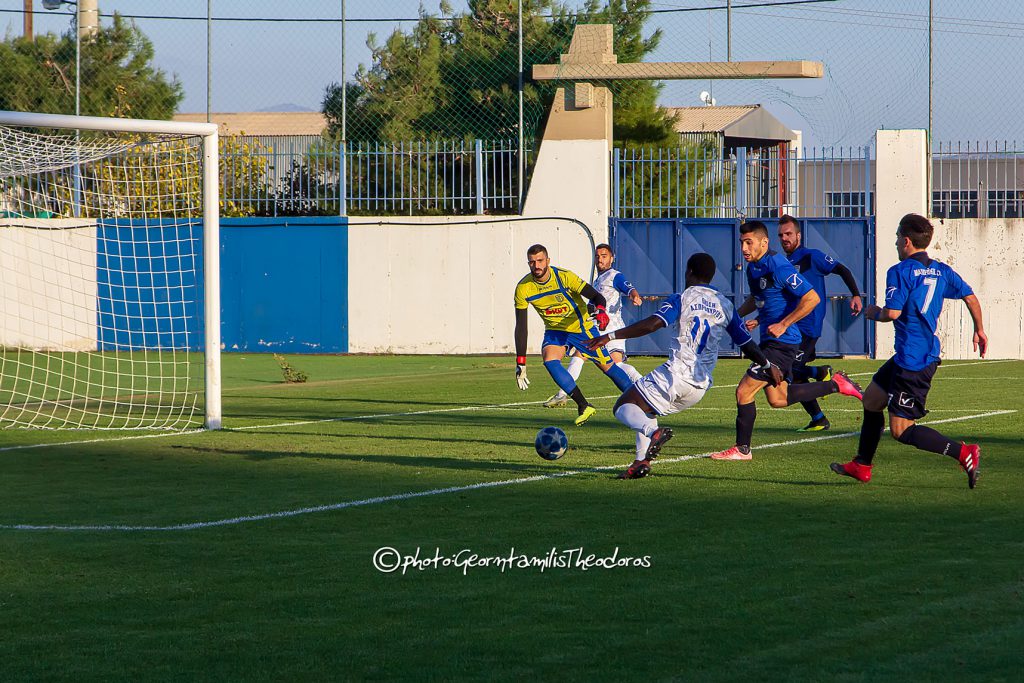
[534, 426, 568, 461]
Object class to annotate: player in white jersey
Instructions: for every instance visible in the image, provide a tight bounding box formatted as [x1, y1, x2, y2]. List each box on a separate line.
[544, 243, 643, 407]
[587, 253, 783, 479]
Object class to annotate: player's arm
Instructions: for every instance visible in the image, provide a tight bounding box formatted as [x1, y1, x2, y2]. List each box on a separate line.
[864, 305, 900, 323]
[725, 311, 782, 386]
[831, 262, 864, 315]
[767, 289, 820, 338]
[963, 293, 987, 357]
[587, 292, 676, 349]
[865, 266, 905, 324]
[737, 295, 757, 317]
[613, 272, 643, 306]
[513, 302, 530, 390]
[581, 283, 611, 330]
[585, 315, 665, 350]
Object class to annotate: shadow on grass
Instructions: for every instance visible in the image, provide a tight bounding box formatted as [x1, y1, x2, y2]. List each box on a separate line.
[170, 444, 561, 474]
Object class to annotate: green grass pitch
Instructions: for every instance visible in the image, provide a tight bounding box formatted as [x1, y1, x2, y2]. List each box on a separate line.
[1, 355, 1022, 680]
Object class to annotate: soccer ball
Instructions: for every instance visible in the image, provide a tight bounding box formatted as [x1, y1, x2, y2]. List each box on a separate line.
[534, 426, 568, 461]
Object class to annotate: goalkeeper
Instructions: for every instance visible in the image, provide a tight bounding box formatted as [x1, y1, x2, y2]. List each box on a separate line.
[514, 244, 636, 426]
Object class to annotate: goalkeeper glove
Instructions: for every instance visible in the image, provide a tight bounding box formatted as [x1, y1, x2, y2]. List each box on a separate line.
[515, 356, 530, 390]
[590, 304, 610, 331]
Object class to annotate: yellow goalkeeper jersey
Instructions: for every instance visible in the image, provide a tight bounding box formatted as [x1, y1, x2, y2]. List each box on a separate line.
[514, 266, 594, 333]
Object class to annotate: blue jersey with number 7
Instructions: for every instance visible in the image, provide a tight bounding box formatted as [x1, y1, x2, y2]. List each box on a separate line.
[884, 252, 973, 371]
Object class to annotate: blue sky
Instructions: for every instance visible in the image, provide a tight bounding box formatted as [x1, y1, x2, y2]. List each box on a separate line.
[3, 1, 1022, 146]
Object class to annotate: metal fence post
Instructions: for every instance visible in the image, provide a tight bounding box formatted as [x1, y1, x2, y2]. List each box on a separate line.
[863, 145, 871, 216]
[475, 139, 484, 214]
[611, 147, 621, 218]
[736, 146, 747, 217]
[340, 141, 348, 217]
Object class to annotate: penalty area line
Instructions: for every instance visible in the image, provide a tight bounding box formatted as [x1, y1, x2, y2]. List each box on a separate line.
[1, 409, 1014, 533]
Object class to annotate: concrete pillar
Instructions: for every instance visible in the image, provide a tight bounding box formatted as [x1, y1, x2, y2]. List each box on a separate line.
[873, 129, 927, 359]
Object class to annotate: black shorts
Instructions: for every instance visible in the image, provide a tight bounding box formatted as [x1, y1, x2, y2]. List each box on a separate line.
[747, 340, 800, 383]
[871, 357, 939, 420]
[793, 334, 819, 369]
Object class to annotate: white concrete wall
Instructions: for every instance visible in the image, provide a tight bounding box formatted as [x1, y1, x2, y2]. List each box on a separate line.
[928, 218, 1024, 360]
[522, 139, 610, 244]
[873, 130, 927, 359]
[0, 219, 98, 351]
[346, 216, 598, 354]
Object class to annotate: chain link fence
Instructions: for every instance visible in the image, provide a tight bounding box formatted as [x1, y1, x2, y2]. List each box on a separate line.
[2, 0, 1023, 215]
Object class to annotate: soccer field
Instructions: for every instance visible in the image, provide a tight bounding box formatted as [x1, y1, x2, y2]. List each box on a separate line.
[1, 354, 1021, 680]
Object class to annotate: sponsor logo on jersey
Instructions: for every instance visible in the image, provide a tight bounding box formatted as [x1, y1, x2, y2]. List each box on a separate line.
[786, 273, 804, 288]
[825, 255, 835, 264]
[886, 286, 898, 300]
[544, 305, 570, 317]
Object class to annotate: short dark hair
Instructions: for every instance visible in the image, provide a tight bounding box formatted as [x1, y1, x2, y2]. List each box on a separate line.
[687, 252, 716, 283]
[596, 243, 614, 255]
[739, 221, 769, 238]
[898, 214, 933, 248]
[527, 244, 548, 257]
[779, 214, 801, 232]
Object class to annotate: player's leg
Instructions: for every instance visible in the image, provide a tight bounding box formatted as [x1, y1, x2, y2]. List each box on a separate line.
[544, 349, 585, 407]
[609, 348, 643, 384]
[884, 362, 980, 488]
[592, 356, 635, 392]
[614, 364, 700, 479]
[793, 335, 830, 432]
[761, 337, 864, 411]
[711, 373, 767, 461]
[540, 335, 593, 424]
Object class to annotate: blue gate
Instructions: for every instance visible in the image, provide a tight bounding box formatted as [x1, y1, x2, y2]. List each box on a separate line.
[611, 217, 874, 357]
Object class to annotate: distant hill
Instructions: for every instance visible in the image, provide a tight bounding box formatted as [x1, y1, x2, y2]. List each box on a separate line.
[256, 103, 315, 113]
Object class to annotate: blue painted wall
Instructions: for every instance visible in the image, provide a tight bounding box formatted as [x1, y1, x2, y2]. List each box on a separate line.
[220, 218, 348, 353]
[97, 219, 204, 351]
[96, 217, 349, 353]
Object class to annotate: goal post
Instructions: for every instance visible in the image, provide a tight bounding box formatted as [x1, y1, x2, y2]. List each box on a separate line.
[0, 110, 221, 430]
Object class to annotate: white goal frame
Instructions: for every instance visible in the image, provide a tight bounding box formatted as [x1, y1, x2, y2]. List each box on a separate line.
[0, 110, 222, 429]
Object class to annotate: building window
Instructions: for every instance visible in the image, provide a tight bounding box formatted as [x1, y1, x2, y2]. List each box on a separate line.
[932, 190, 978, 218]
[825, 191, 872, 217]
[987, 190, 1023, 218]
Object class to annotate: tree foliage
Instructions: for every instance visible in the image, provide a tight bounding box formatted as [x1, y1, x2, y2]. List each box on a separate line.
[0, 13, 182, 119]
[322, 0, 677, 147]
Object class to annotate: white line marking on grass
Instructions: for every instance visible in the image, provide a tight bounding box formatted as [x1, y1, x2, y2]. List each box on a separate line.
[0, 359, 1016, 454]
[2, 409, 1014, 532]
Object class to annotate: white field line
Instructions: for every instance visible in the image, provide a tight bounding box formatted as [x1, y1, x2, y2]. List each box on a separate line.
[0, 358, 1019, 454]
[0, 409, 1015, 533]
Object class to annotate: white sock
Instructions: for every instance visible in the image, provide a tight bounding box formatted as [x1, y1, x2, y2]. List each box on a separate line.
[618, 361, 642, 383]
[555, 355, 586, 399]
[614, 402, 658, 460]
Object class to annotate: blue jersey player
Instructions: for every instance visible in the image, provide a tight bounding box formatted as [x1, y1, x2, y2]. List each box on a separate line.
[711, 221, 865, 461]
[776, 214, 864, 432]
[831, 214, 988, 488]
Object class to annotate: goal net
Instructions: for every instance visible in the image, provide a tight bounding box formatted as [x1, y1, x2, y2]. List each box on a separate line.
[0, 112, 221, 430]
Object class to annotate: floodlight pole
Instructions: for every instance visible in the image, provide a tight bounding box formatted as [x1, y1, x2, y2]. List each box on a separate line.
[727, 0, 732, 62]
[518, 0, 524, 213]
[207, 0, 212, 123]
[927, 0, 933, 213]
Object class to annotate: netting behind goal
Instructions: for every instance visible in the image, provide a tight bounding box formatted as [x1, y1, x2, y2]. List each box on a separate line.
[0, 113, 220, 430]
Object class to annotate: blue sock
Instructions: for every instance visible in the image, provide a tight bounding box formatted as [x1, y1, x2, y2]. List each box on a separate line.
[807, 366, 821, 380]
[543, 360, 577, 394]
[811, 411, 825, 421]
[604, 362, 634, 392]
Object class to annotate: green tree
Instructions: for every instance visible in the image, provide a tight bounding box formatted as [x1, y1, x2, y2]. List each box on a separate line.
[322, 0, 677, 147]
[0, 13, 182, 119]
